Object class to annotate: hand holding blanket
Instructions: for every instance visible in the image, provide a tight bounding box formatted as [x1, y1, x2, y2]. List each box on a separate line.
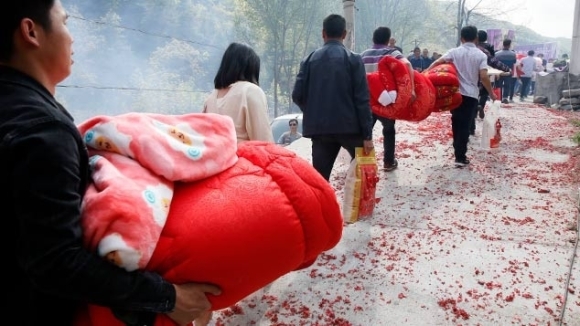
[75, 113, 344, 326]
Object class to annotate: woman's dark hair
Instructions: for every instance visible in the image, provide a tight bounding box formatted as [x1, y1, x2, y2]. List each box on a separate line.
[0, 0, 55, 62]
[372, 27, 391, 45]
[323, 14, 346, 39]
[214, 42, 261, 89]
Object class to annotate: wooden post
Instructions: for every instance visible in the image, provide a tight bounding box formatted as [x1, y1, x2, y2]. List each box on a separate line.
[343, 0, 355, 50]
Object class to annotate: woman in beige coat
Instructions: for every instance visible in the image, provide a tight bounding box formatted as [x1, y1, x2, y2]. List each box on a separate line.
[203, 42, 274, 143]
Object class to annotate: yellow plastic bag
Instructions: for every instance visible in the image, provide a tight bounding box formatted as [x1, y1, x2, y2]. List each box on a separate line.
[342, 148, 379, 223]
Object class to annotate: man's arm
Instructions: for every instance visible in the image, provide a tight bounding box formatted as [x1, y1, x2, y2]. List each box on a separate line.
[425, 56, 446, 71]
[13, 124, 220, 324]
[351, 54, 374, 153]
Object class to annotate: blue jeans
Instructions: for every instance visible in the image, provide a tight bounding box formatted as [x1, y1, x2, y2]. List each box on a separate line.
[498, 76, 512, 100]
[519, 77, 532, 99]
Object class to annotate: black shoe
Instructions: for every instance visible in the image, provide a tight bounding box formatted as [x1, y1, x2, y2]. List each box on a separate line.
[454, 158, 470, 167]
[384, 159, 398, 172]
[501, 98, 509, 104]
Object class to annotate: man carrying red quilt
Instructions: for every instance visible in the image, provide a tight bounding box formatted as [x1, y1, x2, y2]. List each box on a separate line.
[361, 27, 415, 172]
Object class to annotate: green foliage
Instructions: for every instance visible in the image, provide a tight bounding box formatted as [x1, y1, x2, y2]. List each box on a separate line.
[572, 119, 580, 145]
[57, 0, 573, 123]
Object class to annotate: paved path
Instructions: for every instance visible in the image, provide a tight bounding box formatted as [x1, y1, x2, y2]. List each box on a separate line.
[212, 103, 580, 326]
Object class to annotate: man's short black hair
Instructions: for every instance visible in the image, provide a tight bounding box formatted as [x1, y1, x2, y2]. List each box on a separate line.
[214, 42, 261, 88]
[0, 0, 55, 61]
[323, 14, 346, 38]
[461, 26, 478, 42]
[289, 119, 298, 126]
[503, 39, 512, 48]
[528, 50, 535, 56]
[372, 27, 391, 45]
[477, 30, 488, 42]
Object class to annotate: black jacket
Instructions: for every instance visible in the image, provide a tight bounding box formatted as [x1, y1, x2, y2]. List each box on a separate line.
[292, 40, 373, 140]
[0, 66, 174, 325]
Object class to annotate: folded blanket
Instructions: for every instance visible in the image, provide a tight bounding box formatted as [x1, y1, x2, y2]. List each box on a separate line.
[367, 56, 434, 121]
[423, 63, 462, 112]
[367, 56, 412, 120]
[75, 142, 344, 325]
[77, 113, 238, 271]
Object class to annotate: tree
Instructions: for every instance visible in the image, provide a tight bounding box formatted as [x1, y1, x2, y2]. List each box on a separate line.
[353, 0, 430, 54]
[233, 0, 339, 117]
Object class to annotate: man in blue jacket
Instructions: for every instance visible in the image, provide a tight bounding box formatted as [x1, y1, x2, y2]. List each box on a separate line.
[292, 14, 374, 181]
[495, 39, 517, 103]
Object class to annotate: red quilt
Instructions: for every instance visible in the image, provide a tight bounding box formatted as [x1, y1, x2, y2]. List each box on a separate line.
[367, 56, 412, 120]
[74, 114, 343, 325]
[367, 56, 435, 122]
[423, 63, 462, 112]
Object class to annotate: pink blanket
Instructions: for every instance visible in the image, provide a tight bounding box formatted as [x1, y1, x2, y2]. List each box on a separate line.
[77, 112, 238, 271]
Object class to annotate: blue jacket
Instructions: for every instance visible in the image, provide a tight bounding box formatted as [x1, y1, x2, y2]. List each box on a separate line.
[0, 66, 174, 325]
[292, 40, 373, 140]
[495, 49, 517, 72]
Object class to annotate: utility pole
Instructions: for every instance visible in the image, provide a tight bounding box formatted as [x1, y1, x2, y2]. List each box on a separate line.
[343, 0, 355, 50]
[570, 0, 580, 74]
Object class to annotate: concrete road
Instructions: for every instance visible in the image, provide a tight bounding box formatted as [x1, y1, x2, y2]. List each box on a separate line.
[212, 102, 580, 326]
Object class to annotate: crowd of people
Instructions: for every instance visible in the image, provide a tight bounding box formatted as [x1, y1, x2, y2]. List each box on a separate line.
[2, 1, 552, 324]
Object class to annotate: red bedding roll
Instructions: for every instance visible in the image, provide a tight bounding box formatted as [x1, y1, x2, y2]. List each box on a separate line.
[434, 91, 463, 112]
[434, 85, 460, 99]
[406, 72, 436, 121]
[367, 56, 412, 120]
[75, 142, 343, 325]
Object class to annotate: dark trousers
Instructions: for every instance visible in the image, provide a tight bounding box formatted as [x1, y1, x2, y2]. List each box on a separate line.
[372, 114, 395, 166]
[311, 134, 364, 181]
[498, 76, 512, 100]
[451, 96, 478, 161]
[470, 88, 488, 134]
[519, 77, 532, 99]
[510, 77, 518, 100]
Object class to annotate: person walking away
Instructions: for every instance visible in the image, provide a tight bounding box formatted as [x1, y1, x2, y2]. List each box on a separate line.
[425, 25, 497, 167]
[292, 14, 374, 181]
[0, 1, 221, 325]
[518, 50, 540, 101]
[361, 26, 416, 172]
[204, 42, 274, 143]
[471, 30, 510, 134]
[495, 39, 517, 104]
[277, 118, 302, 146]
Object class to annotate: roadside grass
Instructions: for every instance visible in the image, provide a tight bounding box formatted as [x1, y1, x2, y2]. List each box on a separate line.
[573, 119, 580, 145]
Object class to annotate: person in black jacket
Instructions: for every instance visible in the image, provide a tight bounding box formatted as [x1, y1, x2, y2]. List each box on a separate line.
[470, 30, 511, 134]
[0, 1, 220, 325]
[292, 14, 374, 181]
